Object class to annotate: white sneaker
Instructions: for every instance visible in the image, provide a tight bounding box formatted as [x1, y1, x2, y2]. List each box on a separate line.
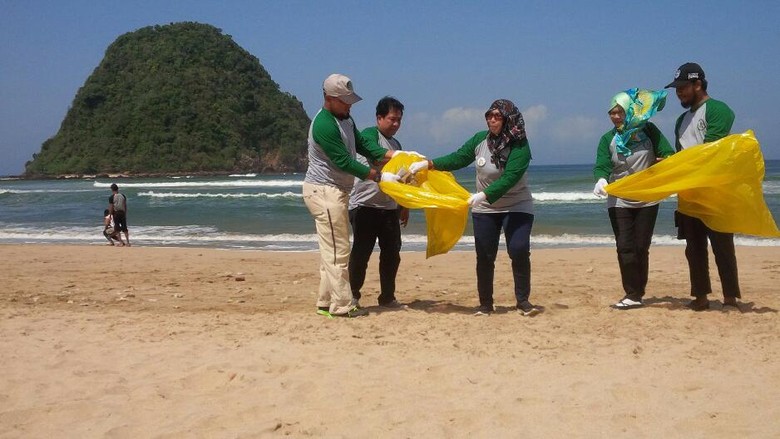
[612, 297, 643, 310]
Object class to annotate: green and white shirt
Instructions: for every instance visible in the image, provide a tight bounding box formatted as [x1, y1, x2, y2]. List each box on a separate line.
[304, 109, 387, 191]
[432, 131, 533, 214]
[593, 122, 674, 208]
[674, 98, 734, 150]
[349, 126, 401, 210]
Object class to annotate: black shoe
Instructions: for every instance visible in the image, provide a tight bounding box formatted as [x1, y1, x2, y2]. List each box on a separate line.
[379, 299, 406, 309]
[687, 297, 710, 311]
[517, 301, 541, 316]
[473, 305, 493, 316]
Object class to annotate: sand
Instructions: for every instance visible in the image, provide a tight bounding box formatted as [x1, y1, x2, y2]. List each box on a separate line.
[1, 244, 779, 438]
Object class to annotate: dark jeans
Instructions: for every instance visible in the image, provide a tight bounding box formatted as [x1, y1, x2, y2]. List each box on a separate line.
[608, 205, 659, 301]
[349, 206, 402, 304]
[472, 211, 534, 307]
[676, 211, 741, 298]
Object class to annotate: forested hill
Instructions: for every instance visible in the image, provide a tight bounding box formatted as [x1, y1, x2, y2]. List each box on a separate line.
[25, 22, 310, 176]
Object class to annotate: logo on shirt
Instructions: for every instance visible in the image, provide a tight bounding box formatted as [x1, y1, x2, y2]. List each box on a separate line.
[697, 119, 707, 133]
[476, 157, 486, 167]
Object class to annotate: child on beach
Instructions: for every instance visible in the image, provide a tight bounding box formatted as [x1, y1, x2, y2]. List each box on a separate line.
[103, 209, 124, 246]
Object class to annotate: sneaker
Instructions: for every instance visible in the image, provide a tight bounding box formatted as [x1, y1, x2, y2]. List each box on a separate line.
[379, 299, 406, 309]
[316, 307, 334, 319]
[334, 306, 369, 318]
[350, 298, 361, 309]
[473, 305, 493, 316]
[517, 301, 541, 316]
[611, 297, 643, 310]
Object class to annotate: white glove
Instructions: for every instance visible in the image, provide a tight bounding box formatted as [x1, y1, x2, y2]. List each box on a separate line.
[408, 160, 429, 174]
[593, 178, 608, 197]
[392, 150, 425, 158]
[380, 172, 401, 183]
[467, 192, 487, 207]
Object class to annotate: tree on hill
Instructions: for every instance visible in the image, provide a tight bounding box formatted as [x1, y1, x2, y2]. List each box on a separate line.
[25, 22, 310, 176]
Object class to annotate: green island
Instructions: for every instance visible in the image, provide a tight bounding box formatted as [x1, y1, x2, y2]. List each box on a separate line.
[25, 22, 310, 178]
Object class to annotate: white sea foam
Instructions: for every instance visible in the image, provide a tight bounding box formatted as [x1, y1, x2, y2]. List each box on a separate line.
[2, 224, 777, 250]
[93, 179, 302, 188]
[0, 188, 98, 194]
[534, 192, 601, 202]
[138, 191, 302, 199]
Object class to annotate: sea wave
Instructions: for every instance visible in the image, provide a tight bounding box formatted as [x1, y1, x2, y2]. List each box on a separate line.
[138, 191, 303, 199]
[2, 225, 778, 250]
[93, 180, 303, 188]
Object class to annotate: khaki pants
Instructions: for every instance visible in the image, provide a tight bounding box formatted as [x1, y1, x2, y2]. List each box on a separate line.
[303, 182, 354, 315]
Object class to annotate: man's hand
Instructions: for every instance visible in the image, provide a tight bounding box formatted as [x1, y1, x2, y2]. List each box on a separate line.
[399, 208, 409, 227]
[409, 160, 429, 174]
[380, 172, 401, 183]
[392, 150, 425, 158]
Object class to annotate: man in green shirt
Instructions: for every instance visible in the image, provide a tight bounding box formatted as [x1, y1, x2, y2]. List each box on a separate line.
[348, 97, 409, 308]
[303, 74, 401, 318]
[666, 62, 740, 311]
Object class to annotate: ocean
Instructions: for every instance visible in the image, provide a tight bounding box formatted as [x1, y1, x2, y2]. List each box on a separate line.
[2, 161, 779, 251]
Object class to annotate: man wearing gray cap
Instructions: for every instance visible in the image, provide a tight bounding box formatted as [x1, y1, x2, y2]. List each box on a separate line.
[666, 62, 740, 311]
[303, 73, 402, 318]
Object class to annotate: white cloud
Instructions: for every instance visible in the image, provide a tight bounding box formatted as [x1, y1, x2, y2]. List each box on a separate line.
[403, 104, 549, 151]
[521, 104, 548, 139]
[549, 115, 601, 143]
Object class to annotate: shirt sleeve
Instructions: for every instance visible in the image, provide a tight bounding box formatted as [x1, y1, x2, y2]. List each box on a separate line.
[356, 125, 388, 164]
[645, 123, 675, 158]
[431, 131, 485, 171]
[312, 113, 371, 179]
[704, 99, 735, 142]
[482, 138, 531, 203]
[593, 131, 614, 180]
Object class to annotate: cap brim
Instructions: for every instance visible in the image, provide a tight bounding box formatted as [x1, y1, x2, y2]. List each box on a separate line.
[337, 93, 362, 105]
[665, 79, 690, 89]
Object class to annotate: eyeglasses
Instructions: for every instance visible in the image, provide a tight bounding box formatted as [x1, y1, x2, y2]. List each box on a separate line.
[485, 112, 503, 121]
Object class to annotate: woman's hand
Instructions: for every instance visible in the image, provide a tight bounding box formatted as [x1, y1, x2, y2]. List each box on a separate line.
[467, 192, 487, 207]
[593, 178, 608, 197]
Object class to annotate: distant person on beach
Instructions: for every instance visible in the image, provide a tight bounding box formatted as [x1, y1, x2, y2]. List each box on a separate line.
[349, 96, 409, 309]
[593, 90, 674, 310]
[666, 62, 740, 311]
[302, 73, 405, 318]
[102, 209, 125, 246]
[108, 183, 130, 246]
[407, 99, 539, 317]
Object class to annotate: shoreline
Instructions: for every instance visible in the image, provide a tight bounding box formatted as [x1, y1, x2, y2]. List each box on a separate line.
[2, 244, 780, 437]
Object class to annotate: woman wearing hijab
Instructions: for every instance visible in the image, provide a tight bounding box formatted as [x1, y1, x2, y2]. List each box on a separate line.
[408, 99, 538, 316]
[593, 90, 675, 309]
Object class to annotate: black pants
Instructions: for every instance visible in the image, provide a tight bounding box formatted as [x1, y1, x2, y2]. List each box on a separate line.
[676, 212, 741, 298]
[348, 206, 401, 304]
[472, 212, 534, 307]
[608, 205, 659, 301]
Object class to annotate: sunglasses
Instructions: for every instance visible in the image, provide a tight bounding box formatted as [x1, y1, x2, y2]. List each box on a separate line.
[485, 112, 503, 121]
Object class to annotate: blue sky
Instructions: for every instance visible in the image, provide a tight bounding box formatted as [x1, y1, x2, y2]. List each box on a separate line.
[2, 0, 779, 176]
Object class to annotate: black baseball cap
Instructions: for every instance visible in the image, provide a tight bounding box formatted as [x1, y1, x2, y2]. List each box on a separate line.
[665, 62, 705, 88]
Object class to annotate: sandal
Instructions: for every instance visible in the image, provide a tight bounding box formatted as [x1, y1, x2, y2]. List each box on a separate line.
[612, 297, 643, 310]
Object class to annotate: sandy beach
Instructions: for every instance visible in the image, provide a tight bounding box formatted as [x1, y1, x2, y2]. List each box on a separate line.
[1, 244, 779, 438]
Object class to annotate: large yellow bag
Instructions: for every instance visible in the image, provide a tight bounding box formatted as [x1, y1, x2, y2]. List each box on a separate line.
[379, 154, 470, 257]
[606, 130, 780, 237]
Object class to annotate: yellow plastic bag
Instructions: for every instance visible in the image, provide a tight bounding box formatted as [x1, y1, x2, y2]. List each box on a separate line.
[379, 154, 470, 257]
[606, 130, 780, 237]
